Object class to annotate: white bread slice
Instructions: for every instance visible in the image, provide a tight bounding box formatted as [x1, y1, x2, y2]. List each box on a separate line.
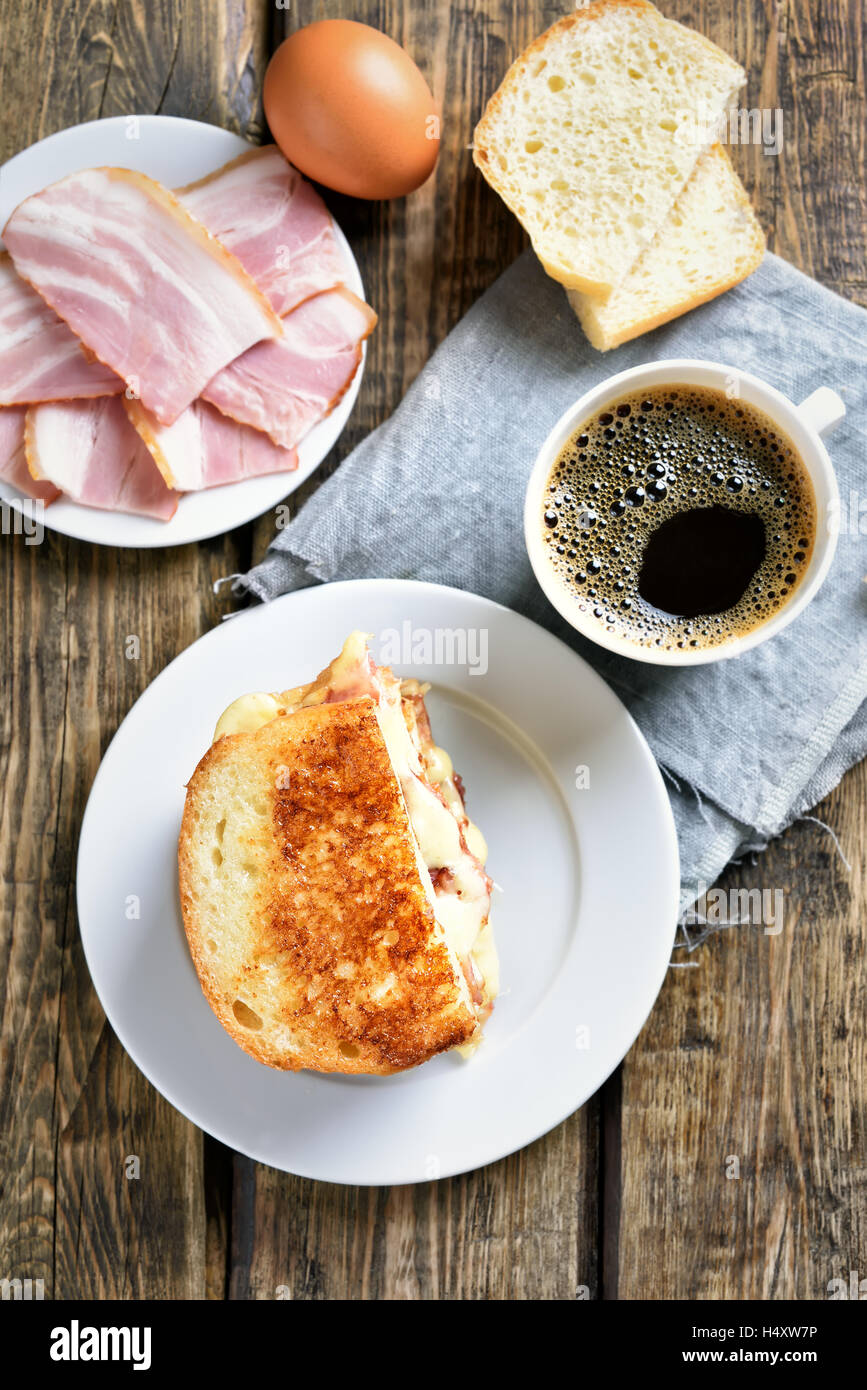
[472, 0, 745, 294]
[568, 145, 766, 350]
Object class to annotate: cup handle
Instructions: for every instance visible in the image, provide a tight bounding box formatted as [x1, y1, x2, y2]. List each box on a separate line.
[796, 386, 846, 437]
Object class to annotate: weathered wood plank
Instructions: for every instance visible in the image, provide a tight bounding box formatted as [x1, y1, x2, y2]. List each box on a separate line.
[616, 766, 867, 1298]
[229, 1107, 598, 1300]
[0, 1, 267, 152]
[251, 0, 535, 558]
[0, 0, 269, 1300]
[243, 0, 867, 1303]
[2, 0, 864, 1304]
[613, 1, 867, 1299]
[242, 0, 600, 1300]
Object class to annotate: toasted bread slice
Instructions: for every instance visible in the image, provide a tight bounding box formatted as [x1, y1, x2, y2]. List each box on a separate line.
[211, 631, 497, 1034]
[567, 145, 766, 349]
[472, 0, 745, 293]
[179, 698, 479, 1075]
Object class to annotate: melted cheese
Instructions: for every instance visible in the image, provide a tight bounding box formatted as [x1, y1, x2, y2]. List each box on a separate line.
[464, 821, 488, 866]
[426, 744, 453, 783]
[215, 691, 282, 739]
[427, 746, 488, 866]
[471, 921, 499, 999]
[369, 693, 490, 963]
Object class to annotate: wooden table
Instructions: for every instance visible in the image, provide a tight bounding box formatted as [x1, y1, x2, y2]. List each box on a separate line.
[1, 0, 865, 1301]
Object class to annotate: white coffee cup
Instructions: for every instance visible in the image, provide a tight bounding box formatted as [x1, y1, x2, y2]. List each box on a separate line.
[524, 359, 845, 666]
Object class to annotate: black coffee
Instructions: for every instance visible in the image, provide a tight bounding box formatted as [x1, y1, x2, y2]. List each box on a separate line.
[541, 385, 816, 652]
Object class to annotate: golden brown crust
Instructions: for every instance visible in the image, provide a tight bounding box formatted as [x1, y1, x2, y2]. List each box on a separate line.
[179, 699, 476, 1075]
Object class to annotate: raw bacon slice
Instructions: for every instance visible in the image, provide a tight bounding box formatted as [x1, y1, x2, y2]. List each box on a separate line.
[3, 168, 283, 426]
[202, 288, 377, 451]
[0, 253, 122, 405]
[0, 405, 59, 503]
[124, 397, 298, 492]
[0, 150, 344, 409]
[26, 398, 179, 520]
[179, 147, 347, 316]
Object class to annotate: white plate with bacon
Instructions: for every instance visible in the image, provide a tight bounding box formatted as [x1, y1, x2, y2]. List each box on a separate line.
[0, 116, 372, 547]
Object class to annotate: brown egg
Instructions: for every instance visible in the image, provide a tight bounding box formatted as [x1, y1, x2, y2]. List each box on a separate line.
[264, 20, 440, 201]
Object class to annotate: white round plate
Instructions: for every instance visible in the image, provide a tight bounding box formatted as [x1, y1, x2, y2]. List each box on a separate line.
[0, 116, 367, 548]
[77, 580, 679, 1184]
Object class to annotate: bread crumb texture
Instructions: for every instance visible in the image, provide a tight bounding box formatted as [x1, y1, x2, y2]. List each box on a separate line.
[473, 0, 745, 292]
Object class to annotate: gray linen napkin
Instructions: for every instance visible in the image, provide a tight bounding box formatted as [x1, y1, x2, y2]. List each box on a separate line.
[235, 250, 867, 920]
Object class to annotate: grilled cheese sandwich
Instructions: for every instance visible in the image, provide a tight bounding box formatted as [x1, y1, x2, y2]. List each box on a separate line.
[180, 633, 497, 1074]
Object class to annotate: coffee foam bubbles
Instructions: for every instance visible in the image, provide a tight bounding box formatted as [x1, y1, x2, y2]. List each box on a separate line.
[541, 385, 817, 653]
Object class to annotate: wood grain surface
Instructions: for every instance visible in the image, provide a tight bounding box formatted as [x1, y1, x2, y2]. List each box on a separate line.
[0, 0, 864, 1301]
